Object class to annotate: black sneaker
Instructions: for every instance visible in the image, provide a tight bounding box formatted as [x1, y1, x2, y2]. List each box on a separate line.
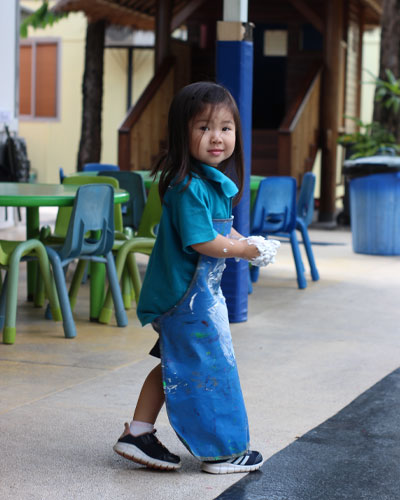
[201, 450, 263, 474]
[113, 426, 181, 470]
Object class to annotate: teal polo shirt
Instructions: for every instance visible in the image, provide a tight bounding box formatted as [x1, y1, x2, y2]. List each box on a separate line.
[137, 163, 238, 326]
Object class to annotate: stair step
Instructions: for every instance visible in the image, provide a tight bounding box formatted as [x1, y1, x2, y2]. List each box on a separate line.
[252, 130, 278, 144]
[251, 158, 279, 176]
[252, 130, 278, 154]
[252, 143, 278, 157]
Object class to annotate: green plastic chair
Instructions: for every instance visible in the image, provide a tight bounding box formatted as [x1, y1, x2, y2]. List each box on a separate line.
[0, 239, 62, 344]
[99, 181, 162, 324]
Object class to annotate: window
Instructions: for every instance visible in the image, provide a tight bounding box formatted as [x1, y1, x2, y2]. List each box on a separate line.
[19, 39, 60, 119]
[263, 30, 288, 57]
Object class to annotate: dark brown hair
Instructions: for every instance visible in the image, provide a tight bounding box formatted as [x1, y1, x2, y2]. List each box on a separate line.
[151, 81, 245, 204]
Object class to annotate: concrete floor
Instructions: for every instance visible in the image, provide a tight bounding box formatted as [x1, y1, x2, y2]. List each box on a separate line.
[0, 212, 399, 499]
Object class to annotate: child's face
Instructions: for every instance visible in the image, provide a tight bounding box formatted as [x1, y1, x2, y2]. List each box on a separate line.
[189, 104, 236, 168]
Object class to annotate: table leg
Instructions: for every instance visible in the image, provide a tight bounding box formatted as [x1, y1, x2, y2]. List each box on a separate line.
[26, 207, 40, 301]
[90, 261, 106, 321]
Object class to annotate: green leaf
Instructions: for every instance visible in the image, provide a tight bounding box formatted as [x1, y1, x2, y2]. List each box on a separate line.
[20, 1, 68, 38]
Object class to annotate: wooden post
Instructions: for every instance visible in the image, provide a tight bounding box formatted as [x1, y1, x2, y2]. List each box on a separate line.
[155, 0, 172, 71]
[319, 0, 344, 222]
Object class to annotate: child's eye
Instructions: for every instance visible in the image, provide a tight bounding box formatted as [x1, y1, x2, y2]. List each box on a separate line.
[200, 126, 209, 131]
[222, 127, 231, 131]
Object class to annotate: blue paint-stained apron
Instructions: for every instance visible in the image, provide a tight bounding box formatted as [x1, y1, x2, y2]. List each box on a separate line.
[156, 218, 249, 461]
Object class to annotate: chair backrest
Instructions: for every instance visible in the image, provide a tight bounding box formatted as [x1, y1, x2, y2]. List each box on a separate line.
[59, 184, 115, 260]
[98, 170, 147, 231]
[136, 182, 162, 238]
[251, 176, 297, 235]
[296, 172, 316, 227]
[83, 163, 119, 172]
[55, 175, 123, 239]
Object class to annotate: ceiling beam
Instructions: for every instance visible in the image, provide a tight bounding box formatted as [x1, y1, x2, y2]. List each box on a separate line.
[288, 0, 324, 33]
[360, 0, 383, 17]
[171, 0, 208, 31]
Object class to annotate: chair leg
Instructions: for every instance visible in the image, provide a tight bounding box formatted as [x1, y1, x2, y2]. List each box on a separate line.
[68, 260, 87, 312]
[99, 238, 153, 324]
[2, 260, 19, 344]
[34, 246, 62, 322]
[126, 253, 142, 305]
[105, 252, 128, 327]
[248, 268, 253, 294]
[121, 267, 132, 310]
[0, 272, 8, 331]
[98, 250, 127, 325]
[3, 241, 62, 344]
[297, 220, 319, 281]
[89, 261, 106, 321]
[289, 231, 307, 289]
[34, 268, 45, 307]
[47, 248, 77, 339]
[249, 264, 260, 283]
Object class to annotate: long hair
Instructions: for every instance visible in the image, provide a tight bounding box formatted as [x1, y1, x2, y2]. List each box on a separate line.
[152, 82, 245, 205]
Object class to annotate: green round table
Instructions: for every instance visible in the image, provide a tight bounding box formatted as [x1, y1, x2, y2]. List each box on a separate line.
[0, 183, 129, 308]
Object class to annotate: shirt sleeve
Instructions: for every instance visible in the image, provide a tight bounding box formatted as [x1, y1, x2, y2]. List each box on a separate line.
[171, 180, 218, 252]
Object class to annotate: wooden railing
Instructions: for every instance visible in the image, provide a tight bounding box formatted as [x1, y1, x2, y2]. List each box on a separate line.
[118, 57, 175, 171]
[278, 64, 322, 182]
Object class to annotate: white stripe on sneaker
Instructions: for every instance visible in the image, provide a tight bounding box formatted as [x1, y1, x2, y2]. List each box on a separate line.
[201, 450, 263, 474]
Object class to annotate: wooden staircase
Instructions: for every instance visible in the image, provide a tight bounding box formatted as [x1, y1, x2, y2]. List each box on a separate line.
[251, 130, 279, 176]
[252, 64, 322, 183]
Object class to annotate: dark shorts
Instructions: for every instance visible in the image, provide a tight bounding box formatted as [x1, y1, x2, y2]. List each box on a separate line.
[149, 321, 161, 358]
[149, 339, 161, 358]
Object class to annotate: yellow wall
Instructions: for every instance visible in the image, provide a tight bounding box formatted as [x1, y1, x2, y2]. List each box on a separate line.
[102, 48, 155, 164]
[19, 12, 86, 182]
[132, 50, 155, 103]
[18, 6, 154, 183]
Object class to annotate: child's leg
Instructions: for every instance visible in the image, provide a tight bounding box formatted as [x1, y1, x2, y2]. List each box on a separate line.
[132, 363, 164, 425]
[113, 363, 181, 470]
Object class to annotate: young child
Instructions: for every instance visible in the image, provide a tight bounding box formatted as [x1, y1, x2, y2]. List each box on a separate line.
[114, 81, 269, 474]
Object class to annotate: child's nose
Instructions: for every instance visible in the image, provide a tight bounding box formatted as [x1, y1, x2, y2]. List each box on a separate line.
[211, 131, 222, 143]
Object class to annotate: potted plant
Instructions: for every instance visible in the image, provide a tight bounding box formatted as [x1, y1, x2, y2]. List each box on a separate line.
[336, 69, 400, 225]
[338, 69, 400, 158]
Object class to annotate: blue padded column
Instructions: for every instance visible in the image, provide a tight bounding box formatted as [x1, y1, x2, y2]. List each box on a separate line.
[217, 37, 253, 323]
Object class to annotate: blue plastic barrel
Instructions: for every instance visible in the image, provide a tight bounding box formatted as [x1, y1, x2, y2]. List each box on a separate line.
[350, 172, 400, 255]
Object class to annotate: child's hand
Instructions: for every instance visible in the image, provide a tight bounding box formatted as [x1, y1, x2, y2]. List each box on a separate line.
[240, 236, 281, 266]
[240, 239, 261, 261]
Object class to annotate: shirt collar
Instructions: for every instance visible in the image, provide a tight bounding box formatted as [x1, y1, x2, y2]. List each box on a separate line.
[198, 163, 239, 198]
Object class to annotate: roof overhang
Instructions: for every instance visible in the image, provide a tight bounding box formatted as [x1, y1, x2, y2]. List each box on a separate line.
[52, 0, 156, 29]
[360, 0, 383, 26]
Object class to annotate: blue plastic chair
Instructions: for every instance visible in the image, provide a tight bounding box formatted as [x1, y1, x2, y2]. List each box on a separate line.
[59, 167, 66, 183]
[297, 172, 315, 227]
[98, 170, 147, 231]
[83, 163, 119, 172]
[45, 184, 128, 338]
[295, 172, 319, 281]
[250, 176, 307, 289]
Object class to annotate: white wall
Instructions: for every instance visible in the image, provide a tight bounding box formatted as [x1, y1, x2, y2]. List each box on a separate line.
[360, 28, 381, 124]
[0, 0, 19, 227]
[0, 0, 19, 133]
